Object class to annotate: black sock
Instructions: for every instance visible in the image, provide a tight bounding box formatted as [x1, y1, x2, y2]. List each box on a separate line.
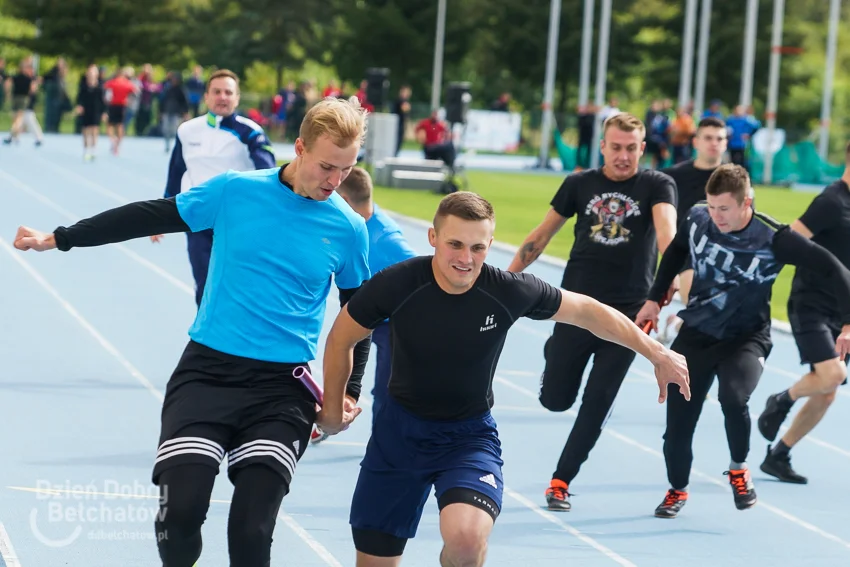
[777, 389, 795, 409]
[771, 440, 791, 457]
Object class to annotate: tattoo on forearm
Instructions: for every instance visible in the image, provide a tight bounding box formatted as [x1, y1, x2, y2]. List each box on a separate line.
[519, 242, 542, 265]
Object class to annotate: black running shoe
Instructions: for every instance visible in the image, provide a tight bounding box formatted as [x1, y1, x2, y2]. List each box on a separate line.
[654, 489, 688, 518]
[760, 446, 808, 484]
[545, 479, 571, 511]
[758, 393, 791, 442]
[724, 468, 757, 510]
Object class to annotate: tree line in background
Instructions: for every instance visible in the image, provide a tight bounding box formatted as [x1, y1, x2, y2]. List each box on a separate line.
[0, 0, 848, 149]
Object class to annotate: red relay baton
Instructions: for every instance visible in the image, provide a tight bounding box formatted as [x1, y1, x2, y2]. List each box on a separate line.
[642, 289, 674, 334]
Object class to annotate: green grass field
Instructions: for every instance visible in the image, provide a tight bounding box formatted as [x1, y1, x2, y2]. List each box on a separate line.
[373, 170, 819, 322]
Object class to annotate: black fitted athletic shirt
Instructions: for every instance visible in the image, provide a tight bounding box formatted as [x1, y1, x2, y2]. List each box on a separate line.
[550, 168, 676, 305]
[345, 256, 563, 421]
[662, 160, 718, 217]
[790, 180, 850, 313]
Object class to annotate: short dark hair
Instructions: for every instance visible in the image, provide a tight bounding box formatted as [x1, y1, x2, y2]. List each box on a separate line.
[206, 69, 239, 92]
[337, 167, 372, 205]
[705, 163, 751, 204]
[698, 116, 726, 130]
[844, 141, 850, 164]
[434, 192, 495, 229]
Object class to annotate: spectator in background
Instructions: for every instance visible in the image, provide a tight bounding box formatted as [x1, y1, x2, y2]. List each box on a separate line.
[702, 99, 724, 120]
[123, 67, 141, 135]
[75, 63, 105, 161]
[576, 104, 596, 170]
[4, 57, 42, 147]
[354, 79, 374, 112]
[598, 97, 620, 123]
[726, 105, 760, 172]
[0, 58, 7, 110]
[491, 92, 511, 112]
[185, 65, 205, 117]
[391, 85, 411, 156]
[415, 108, 456, 169]
[275, 80, 296, 140]
[286, 81, 309, 141]
[103, 66, 139, 155]
[648, 105, 671, 169]
[42, 58, 70, 133]
[669, 106, 696, 164]
[135, 64, 159, 137]
[160, 71, 190, 153]
[323, 79, 341, 99]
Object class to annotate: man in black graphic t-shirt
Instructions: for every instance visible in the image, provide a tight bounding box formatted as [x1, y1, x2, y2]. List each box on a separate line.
[507, 112, 679, 512]
[318, 192, 690, 567]
[636, 164, 850, 519]
[757, 143, 850, 485]
[657, 117, 728, 344]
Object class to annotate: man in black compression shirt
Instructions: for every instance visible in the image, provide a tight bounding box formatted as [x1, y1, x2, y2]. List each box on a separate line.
[636, 164, 850, 518]
[506, 112, 679, 512]
[317, 191, 691, 567]
[14, 97, 372, 567]
[658, 117, 728, 344]
[757, 143, 850, 484]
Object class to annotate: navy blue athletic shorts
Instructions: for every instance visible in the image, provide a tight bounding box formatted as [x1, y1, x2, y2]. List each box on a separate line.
[349, 396, 503, 540]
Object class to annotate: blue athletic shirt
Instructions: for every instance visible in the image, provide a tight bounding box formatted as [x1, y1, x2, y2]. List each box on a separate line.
[175, 168, 371, 363]
[366, 204, 417, 275]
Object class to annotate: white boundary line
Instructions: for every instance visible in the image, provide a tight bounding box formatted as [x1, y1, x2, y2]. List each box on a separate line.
[493, 370, 850, 551]
[0, 237, 343, 567]
[0, 522, 22, 567]
[502, 488, 637, 567]
[0, 169, 195, 297]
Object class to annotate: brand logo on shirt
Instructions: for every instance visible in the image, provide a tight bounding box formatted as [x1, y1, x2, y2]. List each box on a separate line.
[480, 315, 497, 332]
[585, 192, 641, 246]
[479, 474, 498, 489]
[292, 440, 300, 454]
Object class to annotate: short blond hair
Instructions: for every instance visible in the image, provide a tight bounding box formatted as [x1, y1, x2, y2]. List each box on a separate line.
[300, 96, 368, 149]
[603, 112, 646, 139]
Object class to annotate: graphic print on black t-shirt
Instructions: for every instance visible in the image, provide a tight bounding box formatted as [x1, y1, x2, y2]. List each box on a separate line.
[585, 192, 641, 245]
[550, 168, 677, 304]
[790, 180, 850, 313]
[345, 256, 563, 421]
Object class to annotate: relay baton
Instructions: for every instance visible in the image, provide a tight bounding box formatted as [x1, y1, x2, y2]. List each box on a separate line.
[642, 289, 673, 335]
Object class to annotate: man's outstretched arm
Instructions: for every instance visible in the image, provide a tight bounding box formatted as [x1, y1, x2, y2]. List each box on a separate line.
[549, 288, 691, 403]
[15, 198, 190, 252]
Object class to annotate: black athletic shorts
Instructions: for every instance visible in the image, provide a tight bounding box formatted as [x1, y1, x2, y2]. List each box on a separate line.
[107, 104, 125, 125]
[82, 109, 101, 128]
[788, 298, 848, 375]
[152, 341, 317, 488]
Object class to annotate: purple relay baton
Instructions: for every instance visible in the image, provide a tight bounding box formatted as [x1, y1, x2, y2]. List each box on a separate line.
[293, 365, 324, 407]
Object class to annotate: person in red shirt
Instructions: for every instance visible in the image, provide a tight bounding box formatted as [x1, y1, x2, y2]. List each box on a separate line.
[415, 109, 456, 168]
[103, 67, 139, 155]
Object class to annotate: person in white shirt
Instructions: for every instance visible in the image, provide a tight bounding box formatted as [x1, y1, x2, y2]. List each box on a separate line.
[152, 69, 276, 306]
